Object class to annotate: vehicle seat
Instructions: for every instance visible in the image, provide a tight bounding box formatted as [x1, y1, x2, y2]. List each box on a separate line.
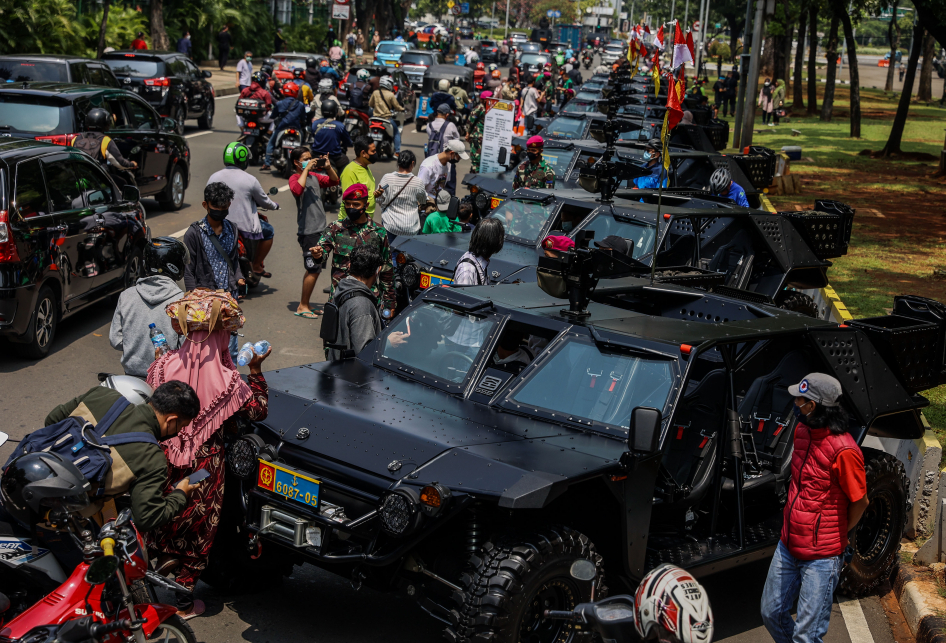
[657, 235, 696, 267]
[663, 369, 727, 493]
[737, 351, 808, 457]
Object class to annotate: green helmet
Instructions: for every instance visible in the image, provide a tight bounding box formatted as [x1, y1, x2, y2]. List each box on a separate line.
[333, 39, 341, 47]
[224, 141, 250, 170]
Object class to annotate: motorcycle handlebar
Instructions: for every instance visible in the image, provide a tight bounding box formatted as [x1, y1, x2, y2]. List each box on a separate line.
[90, 619, 134, 637]
[543, 610, 578, 621]
[100, 537, 115, 557]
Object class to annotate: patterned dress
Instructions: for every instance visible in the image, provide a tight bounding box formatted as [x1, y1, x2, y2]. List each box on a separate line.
[512, 158, 555, 190]
[144, 374, 269, 590]
[467, 104, 486, 170]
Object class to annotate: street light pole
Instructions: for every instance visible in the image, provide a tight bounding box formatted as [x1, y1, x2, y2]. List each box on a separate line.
[740, 0, 766, 148]
[694, 0, 706, 71]
[504, 0, 510, 39]
[684, 0, 690, 26]
[732, 0, 754, 150]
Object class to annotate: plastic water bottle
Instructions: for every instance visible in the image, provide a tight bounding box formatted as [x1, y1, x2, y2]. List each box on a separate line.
[237, 342, 256, 367]
[149, 323, 168, 358]
[253, 340, 271, 355]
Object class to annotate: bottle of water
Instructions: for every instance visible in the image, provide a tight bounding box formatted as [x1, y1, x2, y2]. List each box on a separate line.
[237, 342, 256, 367]
[253, 340, 271, 355]
[149, 323, 168, 358]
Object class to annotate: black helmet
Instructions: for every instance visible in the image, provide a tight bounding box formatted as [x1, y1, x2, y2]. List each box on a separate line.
[85, 107, 111, 132]
[293, 67, 304, 78]
[709, 167, 732, 195]
[306, 57, 318, 69]
[251, 71, 267, 84]
[260, 64, 274, 77]
[320, 100, 339, 119]
[143, 236, 190, 279]
[1, 453, 91, 526]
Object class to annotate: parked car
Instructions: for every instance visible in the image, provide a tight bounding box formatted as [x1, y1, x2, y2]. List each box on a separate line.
[397, 50, 445, 89]
[514, 42, 542, 61]
[0, 55, 119, 88]
[100, 51, 215, 134]
[0, 83, 191, 210]
[516, 52, 550, 77]
[374, 41, 410, 67]
[0, 139, 148, 358]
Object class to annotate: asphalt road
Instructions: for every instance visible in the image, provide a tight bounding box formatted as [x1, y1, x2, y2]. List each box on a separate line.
[0, 79, 909, 643]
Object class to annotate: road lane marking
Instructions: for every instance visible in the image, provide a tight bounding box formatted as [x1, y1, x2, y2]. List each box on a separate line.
[215, 93, 240, 100]
[278, 184, 291, 192]
[170, 228, 187, 239]
[185, 131, 213, 139]
[838, 596, 874, 643]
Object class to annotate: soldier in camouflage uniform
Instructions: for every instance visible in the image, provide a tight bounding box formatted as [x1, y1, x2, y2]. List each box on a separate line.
[311, 183, 396, 315]
[512, 135, 555, 190]
[466, 91, 489, 171]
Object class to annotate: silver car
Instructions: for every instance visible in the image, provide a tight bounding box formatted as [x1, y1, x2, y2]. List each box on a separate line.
[600, 44, 626, 66]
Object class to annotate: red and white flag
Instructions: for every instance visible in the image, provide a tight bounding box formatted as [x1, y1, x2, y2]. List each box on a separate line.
[653, 25, 665, 50]
[671, 21, 693, 69]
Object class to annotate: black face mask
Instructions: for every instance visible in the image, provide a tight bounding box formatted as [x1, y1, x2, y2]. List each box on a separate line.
[528, 152, 541, 163]
[346, 206, 367, 219]
[206, 207, 229, 221]
[367, 152, 379, 163]
[448, 154, 459, 165]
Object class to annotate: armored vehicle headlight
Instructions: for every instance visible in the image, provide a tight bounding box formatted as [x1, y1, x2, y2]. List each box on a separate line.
[402, 262, 420, 288]
[228, 434, 267, 479]
[475, 192, 489, 211]
[379, 490, 419, 536]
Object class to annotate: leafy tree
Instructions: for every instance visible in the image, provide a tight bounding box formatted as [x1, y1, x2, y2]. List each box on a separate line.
[881, 22, 923, 154]
[836, 0, 861, 136]
[0, 0, 81, 54]
[80, 6, 148, 56]
[820, 9, 839, 121]
[916, 30, 935, 101]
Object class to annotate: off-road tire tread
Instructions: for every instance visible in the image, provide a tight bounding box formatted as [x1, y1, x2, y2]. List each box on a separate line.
[444, 526, 606, 643]
[837, 451, 910, 597]
[776, 291, 819, 318]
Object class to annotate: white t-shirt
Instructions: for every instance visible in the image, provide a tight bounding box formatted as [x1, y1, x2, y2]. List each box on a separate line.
[522, 86, 539, 116]
[237, 59, 252, 86]
[418, 155, 449, 199]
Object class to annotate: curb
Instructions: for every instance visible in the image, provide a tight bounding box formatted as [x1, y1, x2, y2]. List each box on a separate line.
[893, 564, 946, 643]
[215, 87, 240, 98]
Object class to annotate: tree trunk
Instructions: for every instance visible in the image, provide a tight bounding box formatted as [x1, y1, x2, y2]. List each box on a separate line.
[916, 31, 935, 102]
[782, 22, 794, 82]
[96, 0, 111, 58]
[724, 12, 741, 61]
[150, 0, 169, 50]
[881, 24, 924, 156]
[884, 0, 899, 92]
[762, 35, 777, 79]
[806, 3, 818, 115]
[820, 12, 839, 121]
[838, 7, 860, 137]
[792, 7, 807, 111]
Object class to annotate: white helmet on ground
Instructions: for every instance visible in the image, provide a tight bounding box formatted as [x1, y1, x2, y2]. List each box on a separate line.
[99, 375, 154, 405]
[635, 564, 714, 643]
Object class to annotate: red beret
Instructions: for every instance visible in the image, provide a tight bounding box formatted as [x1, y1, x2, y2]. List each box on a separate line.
[343, 183, 368, 200]
[527, 135, 544, 148]
[542, 235, 574, 252]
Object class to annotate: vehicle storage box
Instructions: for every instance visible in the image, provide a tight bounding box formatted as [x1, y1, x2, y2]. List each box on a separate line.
[731, 149, 777, 189]
[704, 119, 729, 151]
[781, 206, 854, 260]
[781, 145, 802, 160]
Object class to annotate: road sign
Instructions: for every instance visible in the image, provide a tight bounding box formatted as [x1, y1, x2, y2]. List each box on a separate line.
[450, 5, 461, 15]
[693, 20, 700, 32]
[715, 22, 721, 29]
[331, 3, 349, 18]
[545, 9, 561, 18]
[460, 2, 469, 13]
[447, 0, 454, 7]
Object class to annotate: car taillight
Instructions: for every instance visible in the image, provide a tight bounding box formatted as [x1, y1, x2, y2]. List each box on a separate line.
[287, 129, 297, 134]
[144, 77, 170, 87]
[0, 211, 20, 263]
[34, 133, 78, 146]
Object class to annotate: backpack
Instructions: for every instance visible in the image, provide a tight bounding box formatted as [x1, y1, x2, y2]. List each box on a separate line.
[427, 120, 447, 157]
[319, 288, 377, 351]
[72, 133, 111, 164]
[349, 81, 368, 109]
[4, 397, 158, 497]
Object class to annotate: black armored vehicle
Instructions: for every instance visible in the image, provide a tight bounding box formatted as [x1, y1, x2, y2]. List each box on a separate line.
[214, 250, 944, 643]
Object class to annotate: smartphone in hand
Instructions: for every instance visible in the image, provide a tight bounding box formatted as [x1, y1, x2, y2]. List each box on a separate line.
[187, 469, 210, 484]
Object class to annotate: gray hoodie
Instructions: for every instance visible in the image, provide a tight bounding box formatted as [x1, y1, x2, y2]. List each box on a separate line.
[110, 276, 183, 377]
[326, 276, 382, 361]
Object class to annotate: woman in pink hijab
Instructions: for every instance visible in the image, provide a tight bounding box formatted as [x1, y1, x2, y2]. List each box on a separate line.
[145, 324, 270, 619]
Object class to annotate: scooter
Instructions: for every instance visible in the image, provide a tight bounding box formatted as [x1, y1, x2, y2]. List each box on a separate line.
[271, 127, 305, 179]
[343, 106, 370, 139]
[235, 98, 271, 166]
[0, 508, 195, 643]
[582, 51, 593, 69]
[368, 117, 396, 161]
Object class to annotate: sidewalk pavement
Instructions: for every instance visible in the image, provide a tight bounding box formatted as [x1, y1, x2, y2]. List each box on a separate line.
[199, 62, 241, 97]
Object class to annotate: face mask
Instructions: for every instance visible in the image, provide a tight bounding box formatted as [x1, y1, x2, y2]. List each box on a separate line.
[449, 154, 459, 165]
[300, 159, 310, 170]
[367, 152, 379, 163]
[562, 221, 574, 232]
[764, 81, 771, 86]
[527, 152, 541, 163]
[206, 207, 228, 221]
[346, 206, 367, 219]
[643, 152, 652, 162]
[246, 57, 252, 63]
[793, 402, 811, 420]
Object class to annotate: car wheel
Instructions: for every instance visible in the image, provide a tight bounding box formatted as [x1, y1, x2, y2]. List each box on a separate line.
[123, 246, 143, 290]
[174, 104, 186, 135]
[158, 165, 186, 211]
[16, 285, 58, 359]
[446, 526, 606, 643]
[776, 290, 819, 318]
[198, 100, 214, 129]
[838, 452, 909, 596]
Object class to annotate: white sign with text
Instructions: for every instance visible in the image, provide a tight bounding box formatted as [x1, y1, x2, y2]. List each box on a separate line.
[479, 99, 515, 174]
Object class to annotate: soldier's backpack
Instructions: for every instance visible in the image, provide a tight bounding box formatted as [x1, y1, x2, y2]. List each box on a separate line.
[4, 397, 158, 496]
[319, 288, 377, 353]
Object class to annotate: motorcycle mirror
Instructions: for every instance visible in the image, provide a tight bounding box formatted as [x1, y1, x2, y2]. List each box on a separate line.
[0, 432, 8, 449]
[84, 555, 120, 586]
[115, 508, 133, 528]
[269, 187, 279, 195]
[569, 559, 597, 582]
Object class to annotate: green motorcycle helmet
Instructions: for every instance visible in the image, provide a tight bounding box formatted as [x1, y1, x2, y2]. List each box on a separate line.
[223, 141, 250, 170]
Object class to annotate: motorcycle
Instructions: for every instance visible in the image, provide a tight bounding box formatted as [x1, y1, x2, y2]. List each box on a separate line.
[235, 98, 271, 166]
[0, 508, 195, 643]
[582, 51, 593, 69]
[271, 126, 305, 179]
[236, 187, 279, 295]
[343, 106, 370, 139]
[368, 117, 396, 161]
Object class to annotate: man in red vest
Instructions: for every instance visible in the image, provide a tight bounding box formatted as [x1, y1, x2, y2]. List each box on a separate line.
[761, 373, 869, 643]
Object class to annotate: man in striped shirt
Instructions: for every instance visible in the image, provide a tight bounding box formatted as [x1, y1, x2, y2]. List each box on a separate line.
[377, 150, 427, 243]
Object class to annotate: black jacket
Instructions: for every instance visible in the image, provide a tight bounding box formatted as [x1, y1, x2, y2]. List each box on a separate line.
[182, 219, 243, 293]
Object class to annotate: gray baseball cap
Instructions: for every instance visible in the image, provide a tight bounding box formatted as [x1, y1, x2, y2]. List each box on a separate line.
[788, 373, 842, 407]
[436, 190, 452, 211]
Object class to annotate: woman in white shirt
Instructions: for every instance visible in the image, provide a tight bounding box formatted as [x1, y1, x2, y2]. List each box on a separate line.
[377, 150, 428, 242]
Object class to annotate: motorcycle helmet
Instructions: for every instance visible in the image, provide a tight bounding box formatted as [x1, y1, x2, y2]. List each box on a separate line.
[223, 141, 251, 171]
[357, 69, 370, 81]
[1, 453, 92, 526]
[488, 63, 498, 72]
[84, 107, 111, 132]
[320, 59, 330, 68]
[333, 39, 342, 47]
[475, 62, 485, 70]
[453, 75, 462, 86]
[438, 79, 450, 91]
[321, 100, 339, 119]
[709, 167, 732, 195]
[143, 235, 190, 279]
[260, 64, 274, 77]
[645, 138, 662, 162]
[251, 71, 266, 84]
[99, 375, 154, 405]
[318, 78, 335, 94]
[306, 56, 318, 69]
[379, 76, 394, 91]
[292, 67, 304, 79]
[491, 69, 501, 79]
[282, 81, 300, 99]
[635, 564, 713, 643]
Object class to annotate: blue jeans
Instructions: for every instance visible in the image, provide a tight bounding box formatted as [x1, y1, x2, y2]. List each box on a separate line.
[229, 332, 239, 361]
[264, 131, 278, 165]
[390, 118, 401, 154]
[259, 219, 275, 240]
[761, 541, 843, 643]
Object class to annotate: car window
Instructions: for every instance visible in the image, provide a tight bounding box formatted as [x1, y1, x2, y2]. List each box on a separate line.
[69, 62, 89, 83]
[166, 58, 188, 77]
[0, 96, 72, 135]
[87, 66, 107, 86]
[102, 56, 164, 78]
[487, 198, 556, 244]
[73, 159, 115, 206]
[521, 54, 548, 66]
[540, 149, 578, 180]
[580, 214, 656, 259]
[0, 59, 69, 83]
[380, 302, 498, 384]
[544, 116, 586, 139]
[121, 98, 158, 130]
[508, 339, 675, 429]
[377, 43, 408, 54]
[184, 60, 202, 79]
[14, 160, 50, 219]
[42, 159, 85, 212]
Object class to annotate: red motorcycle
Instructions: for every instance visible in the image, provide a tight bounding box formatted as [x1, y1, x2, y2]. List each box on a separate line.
[0, 509, 195, 643]
[343, 107, 370, 139]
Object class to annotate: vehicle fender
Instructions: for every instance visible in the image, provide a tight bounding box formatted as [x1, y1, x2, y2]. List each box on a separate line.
[616, 453, 662, 582]
[135, 603, 179, 637]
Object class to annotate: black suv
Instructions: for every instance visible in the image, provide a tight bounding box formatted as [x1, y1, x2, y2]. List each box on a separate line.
[0, 139, 147, 358]
[100, 51, 215, 135]
[0, 55, 119, 88]
[0, 83, 191, 210]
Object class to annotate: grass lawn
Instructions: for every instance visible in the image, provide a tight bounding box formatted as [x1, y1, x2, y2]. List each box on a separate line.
[722, 85, 946, 452]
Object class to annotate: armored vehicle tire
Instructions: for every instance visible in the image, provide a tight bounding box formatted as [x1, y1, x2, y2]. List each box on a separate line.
[445, 526, 606, 643]
[776, 290, 819, 318]
[838, 452, 910, 597]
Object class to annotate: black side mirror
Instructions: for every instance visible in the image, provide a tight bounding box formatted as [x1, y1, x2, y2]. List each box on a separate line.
[445, 196, 460, 221]
[627, 407, 662, 453]
[121, 184, 140, 203]
[203, 70, 213, 78]
[160, 117, 176, 132]
[498, 147, 508, 165]
[269, 186, 279, 195]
